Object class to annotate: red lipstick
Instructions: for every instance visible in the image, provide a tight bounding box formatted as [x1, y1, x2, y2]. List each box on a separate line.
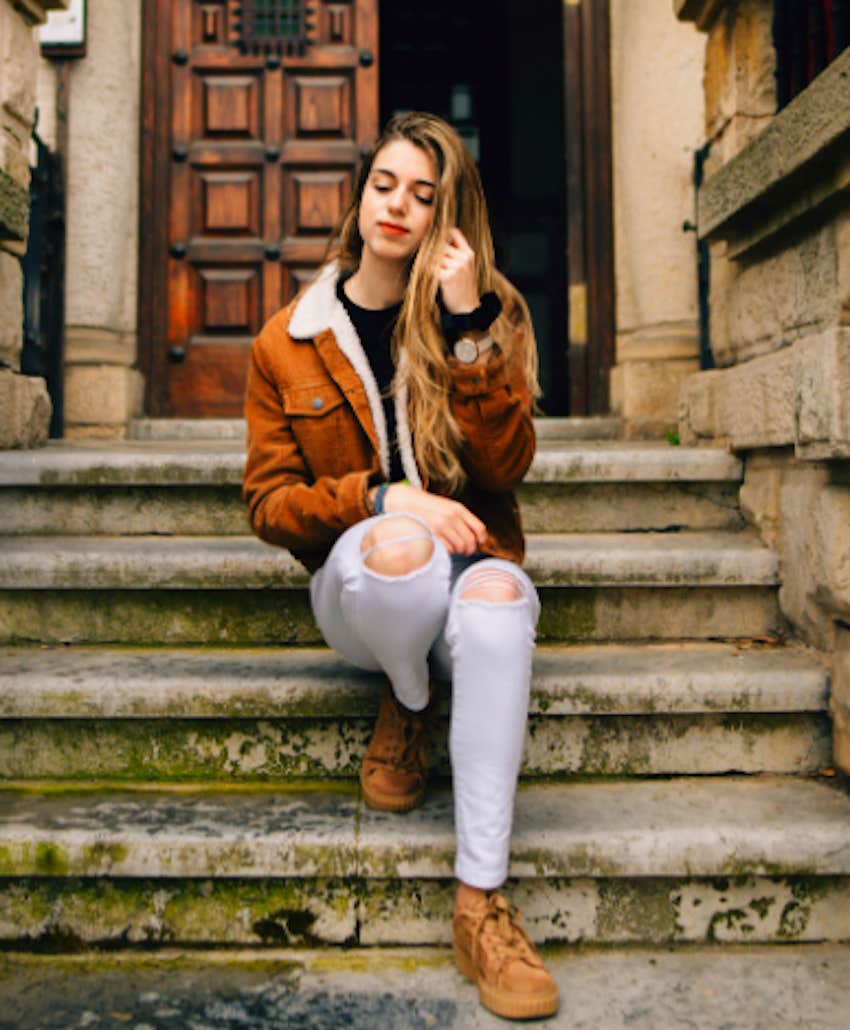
[378, 222, 408, 236]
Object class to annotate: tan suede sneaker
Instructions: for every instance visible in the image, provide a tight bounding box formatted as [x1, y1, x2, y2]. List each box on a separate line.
[453, 891, 559, 1020]
[359, 683, 434, 812]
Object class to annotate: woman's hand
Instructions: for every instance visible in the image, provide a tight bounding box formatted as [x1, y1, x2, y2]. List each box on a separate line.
[381, 482, 487, 555]
[436, 228, 480, 314]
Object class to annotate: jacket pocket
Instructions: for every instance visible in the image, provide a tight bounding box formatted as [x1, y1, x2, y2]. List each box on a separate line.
[281, 381, 355, 477]
[282, 382, 346, 418]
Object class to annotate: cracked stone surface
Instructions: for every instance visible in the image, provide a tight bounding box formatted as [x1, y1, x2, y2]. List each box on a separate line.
[1, 944, 849, 1029]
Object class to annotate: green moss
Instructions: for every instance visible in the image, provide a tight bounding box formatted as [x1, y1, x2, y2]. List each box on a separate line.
[0, 590, 319, 646]
[536, 590, 597, 642]
[749, 896, 776, 920]
[34, 843, 69, 877]
[597, 879, 677, 944]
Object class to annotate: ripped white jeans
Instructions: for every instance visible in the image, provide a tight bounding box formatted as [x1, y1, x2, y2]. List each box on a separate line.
[309, 512, 540, 888]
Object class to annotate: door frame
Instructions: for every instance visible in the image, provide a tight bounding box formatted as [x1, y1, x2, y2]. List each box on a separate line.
[564, 0, 615, 414]
[138, 0, 172, 417]
[138, 0, 616, 417]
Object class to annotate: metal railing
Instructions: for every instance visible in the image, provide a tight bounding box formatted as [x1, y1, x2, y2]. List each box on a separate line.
[773, 0, 850, 108]
[22, 131, 65, 437]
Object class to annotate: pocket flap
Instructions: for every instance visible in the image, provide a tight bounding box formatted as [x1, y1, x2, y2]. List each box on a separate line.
[282, 383, 346, 417]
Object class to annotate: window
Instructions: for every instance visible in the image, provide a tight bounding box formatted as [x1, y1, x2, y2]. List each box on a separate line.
[231, 0, 310, 56]
[773, 0, 850, 108]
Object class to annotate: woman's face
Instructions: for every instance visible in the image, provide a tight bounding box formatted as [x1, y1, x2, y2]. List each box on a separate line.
[357, 139, 437, 265]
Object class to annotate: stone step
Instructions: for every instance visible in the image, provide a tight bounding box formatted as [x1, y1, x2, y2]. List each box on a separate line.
[0, 532, 776, 589]
[3, 944, 850, 1028]
[0, 533, 781, 645]
[0, 776, 848, 947]
[0, 440, 743, 534]
[128, 416, 625, 442]
[0, 644, 830, 779]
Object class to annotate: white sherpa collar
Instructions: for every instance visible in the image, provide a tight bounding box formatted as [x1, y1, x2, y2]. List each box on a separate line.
[288, 264, 422, 489]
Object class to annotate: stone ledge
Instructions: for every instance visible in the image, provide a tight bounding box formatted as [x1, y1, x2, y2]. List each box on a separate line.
[680, 327, 850, 457]
[0, 169, 28, 242]
[0, 439, 742, 486]
[0, 642, 828, 718]
[0, 371, 51, 449]
[0, 777, 848, 879]
[0, 531, 780, 590]
[698, 48, 850, 249]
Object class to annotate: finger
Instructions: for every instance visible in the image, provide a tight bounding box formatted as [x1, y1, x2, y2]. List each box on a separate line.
[458, 507, 487, 542]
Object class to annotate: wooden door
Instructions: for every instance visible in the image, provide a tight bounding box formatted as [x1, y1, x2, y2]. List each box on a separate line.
[140, 0, 379, 416]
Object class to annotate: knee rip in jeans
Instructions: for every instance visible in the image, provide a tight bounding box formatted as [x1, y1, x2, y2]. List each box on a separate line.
[360, 514, 434, 577]
[458, 567, 525, 604]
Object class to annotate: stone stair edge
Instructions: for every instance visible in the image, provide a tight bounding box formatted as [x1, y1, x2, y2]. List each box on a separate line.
[0, 776, 848, 880]
[0, 642, 828, 718]
[0, 531, 779, 590]
[129, 416, 625, 442]
[0, 440, 742, 486]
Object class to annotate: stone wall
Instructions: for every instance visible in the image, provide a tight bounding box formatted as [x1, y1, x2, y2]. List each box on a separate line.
[676, 0, 850, 770]
[609, 0, 705, 433]
[0, 0, 64, 448]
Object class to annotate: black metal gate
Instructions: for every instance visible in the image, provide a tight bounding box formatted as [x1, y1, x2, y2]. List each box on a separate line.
[22, 132, 65, 438]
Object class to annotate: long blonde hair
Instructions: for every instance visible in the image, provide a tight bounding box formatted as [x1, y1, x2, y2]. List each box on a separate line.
[325, 111, 539, 492]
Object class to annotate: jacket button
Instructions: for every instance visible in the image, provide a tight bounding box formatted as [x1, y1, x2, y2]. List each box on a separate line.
[311, 396, 324, 410]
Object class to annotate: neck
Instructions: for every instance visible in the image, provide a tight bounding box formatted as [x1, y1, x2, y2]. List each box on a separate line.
[346, 250, 408, 309]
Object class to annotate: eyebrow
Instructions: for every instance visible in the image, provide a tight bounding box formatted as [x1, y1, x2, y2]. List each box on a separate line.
[372, 167, 436, 189]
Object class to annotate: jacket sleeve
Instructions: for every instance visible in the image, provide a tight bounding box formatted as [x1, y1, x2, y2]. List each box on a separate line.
[448, 332, 536, 492]
[242, 329, 373, 552]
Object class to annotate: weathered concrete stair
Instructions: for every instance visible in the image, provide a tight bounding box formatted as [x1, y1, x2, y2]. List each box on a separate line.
[1, 777, 849, 948]
[0, 643, 831, 779]
[0, 430, 846, 952]
[0, 530, 781, 644]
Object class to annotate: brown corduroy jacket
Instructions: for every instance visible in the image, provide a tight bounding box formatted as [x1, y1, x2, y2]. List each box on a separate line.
[242, 264, 536, 573]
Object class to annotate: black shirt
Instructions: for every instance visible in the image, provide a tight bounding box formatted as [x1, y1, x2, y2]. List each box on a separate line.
[336, 277, 406, 482]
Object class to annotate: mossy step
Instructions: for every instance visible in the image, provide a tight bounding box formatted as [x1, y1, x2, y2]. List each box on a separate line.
[0, 776, 848, 880]
[0, 439, 741, 487]
[0, 586, 782, 645]
[0, 643, 830, 780]
[1, 480, 744, 536]
[4, 945, 850, 1027]
[2, 873, 850, 948]
[0, 643, 827, 719]
[0, 532, 777, 589]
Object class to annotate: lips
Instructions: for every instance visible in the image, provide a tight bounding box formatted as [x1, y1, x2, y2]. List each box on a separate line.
[378, 222, 409, 236]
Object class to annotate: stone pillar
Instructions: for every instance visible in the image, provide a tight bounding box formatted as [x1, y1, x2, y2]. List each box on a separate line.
[608, 0, 704, 435]
[0, 0, 63, 448]
[59, 0, 142, 438]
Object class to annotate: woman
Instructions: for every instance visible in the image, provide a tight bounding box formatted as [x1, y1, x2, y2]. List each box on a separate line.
[243, 111, 558, 1021]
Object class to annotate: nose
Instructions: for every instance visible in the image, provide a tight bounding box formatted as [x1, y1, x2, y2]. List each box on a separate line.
[387, 186, 407, 215]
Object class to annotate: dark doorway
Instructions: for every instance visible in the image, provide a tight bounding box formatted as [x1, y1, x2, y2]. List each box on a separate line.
[380, 0, 569, 414]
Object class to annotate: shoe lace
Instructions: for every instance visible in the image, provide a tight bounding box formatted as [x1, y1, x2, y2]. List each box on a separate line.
[475, 893, 538, 969]
[371, 695, 428, 771]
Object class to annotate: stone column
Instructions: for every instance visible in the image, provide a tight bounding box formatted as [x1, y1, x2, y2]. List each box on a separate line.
[59, 0, 142, 438]
[608, 0, 705, 435]
[0, 0, 63, 448]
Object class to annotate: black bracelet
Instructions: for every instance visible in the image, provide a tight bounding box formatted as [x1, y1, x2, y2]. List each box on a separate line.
[440, 291, 502, 344]
[373, 483, 390, 515]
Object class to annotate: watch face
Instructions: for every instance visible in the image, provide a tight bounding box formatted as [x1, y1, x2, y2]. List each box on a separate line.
[454, 338, 478, 364]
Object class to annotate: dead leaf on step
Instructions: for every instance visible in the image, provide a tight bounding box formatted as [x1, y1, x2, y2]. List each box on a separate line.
[734, 634, 787, 650]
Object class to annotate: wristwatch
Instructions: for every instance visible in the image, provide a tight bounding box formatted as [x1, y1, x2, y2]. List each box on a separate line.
[453, 333, 494, 364]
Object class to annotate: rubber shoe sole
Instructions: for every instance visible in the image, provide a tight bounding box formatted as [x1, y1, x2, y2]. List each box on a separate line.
[454, 941, 559, 1021]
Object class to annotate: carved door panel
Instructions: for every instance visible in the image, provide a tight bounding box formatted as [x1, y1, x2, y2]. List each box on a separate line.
[149, 0, 378, 416]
